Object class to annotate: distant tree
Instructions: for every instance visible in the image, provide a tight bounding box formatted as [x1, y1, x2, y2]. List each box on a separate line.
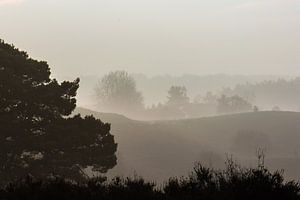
[0, 40, 117, 184]
[217, 95, 253, 114]
[166, 86, 189, 106]
[95, 71, 144, 115]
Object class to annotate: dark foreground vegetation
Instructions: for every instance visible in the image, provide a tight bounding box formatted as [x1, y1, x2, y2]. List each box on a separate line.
[1, 162, 300, 200]
[0, 39, 117, 183]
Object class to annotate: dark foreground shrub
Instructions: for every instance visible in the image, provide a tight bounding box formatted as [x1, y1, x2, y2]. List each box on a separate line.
[0, 176, 162, 200]
[1, 164, 300, 200]
[164, 162, 300, 200]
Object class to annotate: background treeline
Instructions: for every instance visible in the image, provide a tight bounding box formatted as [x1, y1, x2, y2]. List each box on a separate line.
[74, 74, 283, 108]
[94, 71, 256, 120]
[92, 71, 300, 120]
[1, 162, 300, 200]
[222, 78, 300, 111]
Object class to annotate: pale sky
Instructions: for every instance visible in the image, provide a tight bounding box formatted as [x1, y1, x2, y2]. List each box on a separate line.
[0, 0, 299, 77]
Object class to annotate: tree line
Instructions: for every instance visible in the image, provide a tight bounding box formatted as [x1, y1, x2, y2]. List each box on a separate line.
[95, 71, 255, 120]
[222, 79, 300, 110]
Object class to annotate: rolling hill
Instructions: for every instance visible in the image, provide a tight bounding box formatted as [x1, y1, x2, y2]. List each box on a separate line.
[74, 108, 300, 182]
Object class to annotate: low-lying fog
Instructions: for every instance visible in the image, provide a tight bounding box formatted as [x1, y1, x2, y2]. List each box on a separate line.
[70, 73, 299, 120]
[71, 72, 300, 182]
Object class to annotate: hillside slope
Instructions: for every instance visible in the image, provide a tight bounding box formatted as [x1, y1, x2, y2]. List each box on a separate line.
[75, 108, 300, 182]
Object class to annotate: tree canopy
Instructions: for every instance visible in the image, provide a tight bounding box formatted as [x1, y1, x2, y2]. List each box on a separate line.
[0, 39, 117, 184]
[95, 71, 144, 115]
[166, 86, 189, 106]
[217, 95, 253, 114]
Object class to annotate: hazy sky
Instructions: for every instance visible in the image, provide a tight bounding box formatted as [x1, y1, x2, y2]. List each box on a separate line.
[0, 0, 299, 77]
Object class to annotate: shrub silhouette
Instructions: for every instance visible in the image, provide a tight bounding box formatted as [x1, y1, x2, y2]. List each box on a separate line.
[1, 161, 300, 200]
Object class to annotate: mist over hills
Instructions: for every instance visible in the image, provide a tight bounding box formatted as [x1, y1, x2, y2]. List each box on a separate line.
[132, 74, 289, 106]
[75, 107, 300, 183]
[63, 74, 289, 109]
[2, 0, 300, 197]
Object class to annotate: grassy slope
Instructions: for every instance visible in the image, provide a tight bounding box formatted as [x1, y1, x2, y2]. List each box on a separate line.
[75, 108, 300, 182]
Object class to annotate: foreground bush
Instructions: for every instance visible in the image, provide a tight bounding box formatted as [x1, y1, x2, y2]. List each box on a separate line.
[1, 162, 300, 200]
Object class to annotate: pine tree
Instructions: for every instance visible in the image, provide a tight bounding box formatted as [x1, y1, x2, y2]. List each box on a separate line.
[0, 39, 117, 183]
